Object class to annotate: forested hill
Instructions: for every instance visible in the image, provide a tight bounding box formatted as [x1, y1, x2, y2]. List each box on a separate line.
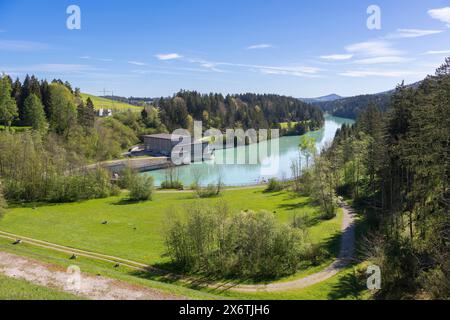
[156, 91, 324, 133]
[314, 81, 421, 119]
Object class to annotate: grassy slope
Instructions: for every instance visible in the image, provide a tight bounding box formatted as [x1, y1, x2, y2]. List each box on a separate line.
[0, 237, 219, 300]
[0, 273, 82, 300]
[0, 237, 367, 300]
[80, 93, 142, 112]
[0, 188, 340, 266]
[0, 187, 359, 300]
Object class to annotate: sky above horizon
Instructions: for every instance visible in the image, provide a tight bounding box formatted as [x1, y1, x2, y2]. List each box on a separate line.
[1, 0, 450, 98]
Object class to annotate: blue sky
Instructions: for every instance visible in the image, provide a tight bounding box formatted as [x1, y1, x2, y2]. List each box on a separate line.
[1, 0, 449, 98]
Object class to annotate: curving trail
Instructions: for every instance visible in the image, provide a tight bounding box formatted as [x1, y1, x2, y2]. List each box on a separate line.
[222, 203, 357, 292]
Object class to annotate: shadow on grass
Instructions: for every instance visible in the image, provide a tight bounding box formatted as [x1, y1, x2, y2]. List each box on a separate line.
[129, 261, 306, 293]
[327, 267, 367, 300]
[112, 199, 152, 206]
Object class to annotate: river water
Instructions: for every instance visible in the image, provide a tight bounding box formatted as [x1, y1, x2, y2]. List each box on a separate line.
[144, 115, 354, 187]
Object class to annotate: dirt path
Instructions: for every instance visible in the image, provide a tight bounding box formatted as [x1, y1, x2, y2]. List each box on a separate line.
[222, 203, 357, 292]
[0, 251, 185, 300]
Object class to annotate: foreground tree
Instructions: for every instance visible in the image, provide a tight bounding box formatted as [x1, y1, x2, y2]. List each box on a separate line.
[48, 83, 78, 136]
[0, 75, 19, 128]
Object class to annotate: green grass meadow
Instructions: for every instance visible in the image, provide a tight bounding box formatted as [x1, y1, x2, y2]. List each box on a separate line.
[0, 188, 341, 265]
[0, 273, 82, 300]
[80, 93, 143, 112]
[0, 187, 360, 300]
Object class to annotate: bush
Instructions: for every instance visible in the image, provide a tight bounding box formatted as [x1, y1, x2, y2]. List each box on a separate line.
[118, 166, 135, 189]
[128, 174, 154, 201]
[165, 203, 306, 279]
[161, 180, 184, 190]
[47, 167, 114, 203]
[192, 177, 224, 198]
[265, 178, 284, 192]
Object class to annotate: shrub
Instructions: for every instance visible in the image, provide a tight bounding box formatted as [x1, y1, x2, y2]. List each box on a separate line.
[118, 166, 135, 189]
[192, 177, 224, 198]
[128, 174, 154, 201]
[165, 203, 306, 279]
[47, 167, 114, 203]
[265, 178, 284, 192]
[161, 180, 184, 190]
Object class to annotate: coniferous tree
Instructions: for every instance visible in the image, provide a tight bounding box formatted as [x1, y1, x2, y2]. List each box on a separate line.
[23, 93, 48, 132]
[77, 97, 96, 128]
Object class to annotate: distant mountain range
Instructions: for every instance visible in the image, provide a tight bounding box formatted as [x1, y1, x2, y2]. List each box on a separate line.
[305, 81, 422, 119]
[299, 94, 343, 104]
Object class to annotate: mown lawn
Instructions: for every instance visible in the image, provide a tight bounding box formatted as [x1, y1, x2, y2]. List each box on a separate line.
[80, 93, 142, 112]
[0, 273, 82, 300]
[0, 188, 341, 268]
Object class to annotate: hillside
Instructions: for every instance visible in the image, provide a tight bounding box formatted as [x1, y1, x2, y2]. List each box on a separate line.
[314, 81, 422, 119]
[80, 93, 143, 112]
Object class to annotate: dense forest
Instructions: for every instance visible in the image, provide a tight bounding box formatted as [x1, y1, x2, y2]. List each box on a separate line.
[156, 91, 324, 134]
[316, 92, 392, 119]
[307, 58, 449, 299]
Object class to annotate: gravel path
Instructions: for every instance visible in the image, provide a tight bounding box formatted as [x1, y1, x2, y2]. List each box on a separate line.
[0, 251, 185, 300]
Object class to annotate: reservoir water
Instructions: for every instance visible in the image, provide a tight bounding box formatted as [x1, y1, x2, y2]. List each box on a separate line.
[144, 115, 354, 187]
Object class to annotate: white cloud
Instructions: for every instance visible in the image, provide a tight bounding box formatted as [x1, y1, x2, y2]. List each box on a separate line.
[80, 56, 113, 62]
[354, 56, 412, 65]
[155, 53, 183, 61]
[0, 40, 48, 51]
[345, 40, 402, 57]
[223, 63, 321, 77]
[340, 69, 423, 78]
[423, 50, 450, 55]
[428, 7, 450, 27]
[128, 60, 147, 66]
[386, 28, 444, 39]
[320, 54, 353, 61]
[2, 64, 98, 74]
[188, 58, 321, 77]
[246, 44, 274, 50]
